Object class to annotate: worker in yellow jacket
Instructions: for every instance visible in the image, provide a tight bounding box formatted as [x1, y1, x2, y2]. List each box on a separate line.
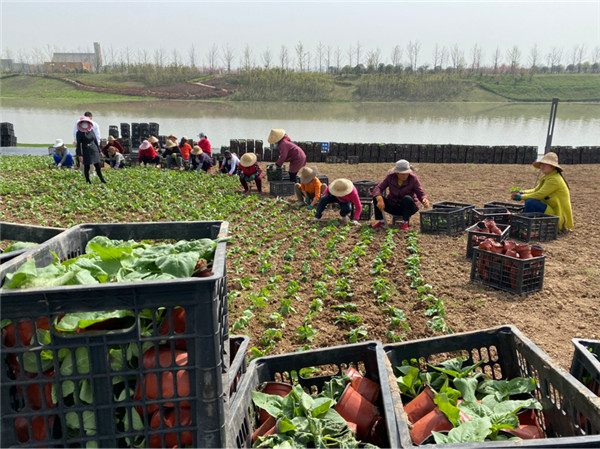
[511, 152, 573, 230]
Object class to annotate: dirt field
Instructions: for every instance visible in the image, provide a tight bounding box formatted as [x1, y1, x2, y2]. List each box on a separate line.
[234, 162, 599, 371]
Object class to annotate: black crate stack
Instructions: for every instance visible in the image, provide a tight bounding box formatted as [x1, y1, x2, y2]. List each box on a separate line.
[108, 125, 119, 139]
[1, 122, 17, 147]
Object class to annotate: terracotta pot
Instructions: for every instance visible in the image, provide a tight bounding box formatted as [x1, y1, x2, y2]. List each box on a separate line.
[335, 384, 380, 441]
[503, 240, 517, 252]
[487, 221, 502, 235]
[530, 245, 545, 257]
[409, 406, 452, 445]
[479, 239, 493, 252]
[257, 382, 292, 424]
[403, 385, 436, 424]
[517, 408, 539, 426]
[491, 242, 504, 254]
[505, 424, 545, 439]
[346, 366, 381, 404]
[505, 249, 518, 258]
[252, 415, 276, 443]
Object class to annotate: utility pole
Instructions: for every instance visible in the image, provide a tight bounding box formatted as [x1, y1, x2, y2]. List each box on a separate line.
[544, 98, 559, 154]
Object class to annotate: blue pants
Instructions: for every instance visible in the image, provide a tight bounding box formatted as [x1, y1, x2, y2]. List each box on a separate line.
[314, 192, 352, 219]
[53, 153, 74, 167]
[524, 199, 547, 214]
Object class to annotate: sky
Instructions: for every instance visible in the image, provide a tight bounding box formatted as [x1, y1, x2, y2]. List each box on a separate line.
[1, 1, 599, 69]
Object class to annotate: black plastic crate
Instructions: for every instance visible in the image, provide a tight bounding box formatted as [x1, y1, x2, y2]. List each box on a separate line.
[229, 336, 250, 403]
[269, 181, 296, 197]
[355, 198, 373, 221]
[420, 207, 470, 235]
[471, 207, 512, 225]
[0, 222, 65, 265]
[433, 201, 476, 210]
[0, 221, 230, 448]
[464, 222, 511, 258]
[471, 247, 545, 294]
[510, 212, 559, 242]
[571, 339, 600, 397]
[353, 180, 378, 198]
[227, 341, 399, 448]
[384, 325, 600, 448]
[266, 165, 287, 181]
[484, 201, 525, 214]
[348, 155, 360, 164]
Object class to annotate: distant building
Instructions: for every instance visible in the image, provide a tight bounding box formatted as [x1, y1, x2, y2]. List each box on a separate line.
[1, 59, 30, 73]
[46, 42, 102, 73]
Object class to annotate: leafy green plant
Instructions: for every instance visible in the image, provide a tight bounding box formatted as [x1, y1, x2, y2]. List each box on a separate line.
[232, 310, 254, 331]
[295, 321, 317, 342]
[346, 325, 367, 343]
[334, 311, 362, 326]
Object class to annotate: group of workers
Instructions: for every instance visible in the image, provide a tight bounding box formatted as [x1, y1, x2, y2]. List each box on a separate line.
[53, 117, 574, 231]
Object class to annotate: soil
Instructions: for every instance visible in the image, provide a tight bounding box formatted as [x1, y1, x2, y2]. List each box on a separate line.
[232, 162, 599, 371]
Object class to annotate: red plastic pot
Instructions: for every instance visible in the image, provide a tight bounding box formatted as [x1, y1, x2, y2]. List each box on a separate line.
[531, 245, 545, 257]
[505, 424, 545, 439]
[346, 366, 381, 404]
[252, 415, 276, 443]
[335, 384, 380, 441]
[409, 406, 452, 445]
[403, 385, 436, 424]
[158, 307, 186, 335]
[257, 382, 292, 424]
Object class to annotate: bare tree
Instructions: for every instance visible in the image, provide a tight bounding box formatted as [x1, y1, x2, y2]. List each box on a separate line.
[188, 44, 197, 68]
[306, 51, 312, 71]
[528, 44, 539, 71]
[591, 45, 600, 65]
[391, 44, 403, 67]
[346, 44, 354, 67]
[355, 40, 362, 66]
[546, 47, 562, 73]
[334, 46, 342, 71]
[406, 40, 421, 71]
[206, 44, 219, 72]
[506, 45, 521, 73]
[574, 44, 586, 72]
[316, 41, 325, 72]
[450, 43, 463, 72]
[222, 45, 235, 73]
[325, 45, 332, 72]
[241, 44, 253, 71]
[491, 47, 501, 73]
[122, 47, 132, 71]
[366, 48, 381, 70]
[295, 41, 305, 71]
[154, 48, 166, 68]
[138, 49, 150, 65]
[440, 46, 448, 70]
[280, 45, 289, 70]
[432, 43, 441, 70]
[470, 44, 483, 72]
[261, 47, 272, 69]
[171, 48, 180, 67]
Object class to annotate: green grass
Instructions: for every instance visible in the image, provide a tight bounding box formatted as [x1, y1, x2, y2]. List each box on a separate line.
[478, 74, 600, 101]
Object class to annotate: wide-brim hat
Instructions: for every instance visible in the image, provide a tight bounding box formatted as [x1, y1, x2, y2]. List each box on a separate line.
[167, 134, 177, 141]
[268, 129, 286, 144]
[240, 152, 257, 167]
[77, 116, 93, 133]
[299, 166, 318, 184]
[53, 138, 64, 148]
[108, 135, 115, 142]
[329, 178, 354, 197]
[165, 140, 177, 149]
[532, 152, 562, 171]
[148, 136, 159, 144]
[191, 145, 203, 155]
[139, 140, 152, 150]
[393, 159, 412, 174]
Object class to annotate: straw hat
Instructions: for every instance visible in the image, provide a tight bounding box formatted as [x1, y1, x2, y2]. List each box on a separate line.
[191, 145, 203, 155]
[165, 140, 177, 149]
[532, 152, 562, 171]
[240, 152, 257, 167]
[76, 116, 93, 133]
[267, 129, 286, 144]
[299, 166, 318, 184]
[392, 159, 412, 174]
[329, 178, 354, 197]
[148, 136, 159, 144]
[53, 139, 64, 148]
[108, 135, 115, 142]
[139, 140, 152, 150]
[167, 134, 177, 142]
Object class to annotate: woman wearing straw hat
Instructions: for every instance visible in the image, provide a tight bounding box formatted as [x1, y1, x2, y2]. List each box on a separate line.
[138, 140, 161, 167]
[239, 152, 263, 194]
[101, 135, 124, 157]
[267, 128, 306, 182]
[511, 152, 573, 231]
[314, 178, 361, 225]
[295, 166, 325, 208]
[371, 159, 430, 230]
[190, 145, 214, 172]
[148, 136, 163, 156]
[76, 116, 107, 184]
[163, 140, 183, 170]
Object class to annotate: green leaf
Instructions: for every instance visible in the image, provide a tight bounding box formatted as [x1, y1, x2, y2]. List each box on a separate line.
[53, 310, 134, 332]
[155, 252, 199, 278]
[310, 397, 333, 418]
[434, 417, 492, 443]
[251, 390, 285, 419]
[3, 241, 36, 253]
[453, 376, 479, 403]
[477, 377, 537, 401]
[434, 392, 461, 426]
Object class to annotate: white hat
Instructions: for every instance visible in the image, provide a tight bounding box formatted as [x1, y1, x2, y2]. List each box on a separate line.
[393, 159, 412, 174]
[329, 178, 354, 197]
[53, 139, 64, 148]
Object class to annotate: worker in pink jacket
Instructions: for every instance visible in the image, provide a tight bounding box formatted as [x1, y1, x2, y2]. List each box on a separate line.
[313, 178, 362, 225]
[268, 128, 306, 182]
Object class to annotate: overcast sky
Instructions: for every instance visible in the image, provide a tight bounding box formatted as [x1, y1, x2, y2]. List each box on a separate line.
[1, 1, 599, 69]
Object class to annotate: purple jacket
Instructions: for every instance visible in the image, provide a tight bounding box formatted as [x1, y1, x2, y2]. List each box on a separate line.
[372, 172, 427, 208]
[276, 139, 306, 173]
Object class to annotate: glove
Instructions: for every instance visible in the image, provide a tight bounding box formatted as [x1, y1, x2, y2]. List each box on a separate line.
[250, 174, 256, 180]
[57, 163, 62, 168]
[422, 198, 431, 209]
[307, 205, 313, 210]
[351, 220, 360, 225]
[514, 194, 522, 201]
[305, 197, 311, 204]
[376, 196, 385, 210]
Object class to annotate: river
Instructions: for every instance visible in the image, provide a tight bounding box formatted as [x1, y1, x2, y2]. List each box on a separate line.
[1, 99, 598, 154]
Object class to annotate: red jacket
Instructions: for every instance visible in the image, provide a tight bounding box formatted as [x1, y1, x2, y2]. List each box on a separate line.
[102, 141, 124, 154]
[240, 163, 262, 178]
[198, 138, 211, 155]
[138, 147, 158, 159]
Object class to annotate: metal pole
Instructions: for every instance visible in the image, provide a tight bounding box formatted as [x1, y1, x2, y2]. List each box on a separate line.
[544, 98, 559, 154]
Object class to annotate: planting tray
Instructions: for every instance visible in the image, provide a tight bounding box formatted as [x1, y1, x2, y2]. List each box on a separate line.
[471, 247, 545, 294]
[227, 341, 400, 448]
[353, 180, 378, 198]
[266, 165, 287, 181]
[433, 201, 476, 211]
[355, 198, 374, 221]
[471, 207, 512, 225]
[484, 201, 525, 214]
[510, 212, 559, 242]
[269, 181, 296, 197]
[420, 207, 470, 235]
[0, 222, 65, 265]
[0, 221, 230, 448]
[571, 339, 600, 397]
[464, 222, 511, 258]
[229, 336, 250, 403]
[384, 325, 600, 448]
